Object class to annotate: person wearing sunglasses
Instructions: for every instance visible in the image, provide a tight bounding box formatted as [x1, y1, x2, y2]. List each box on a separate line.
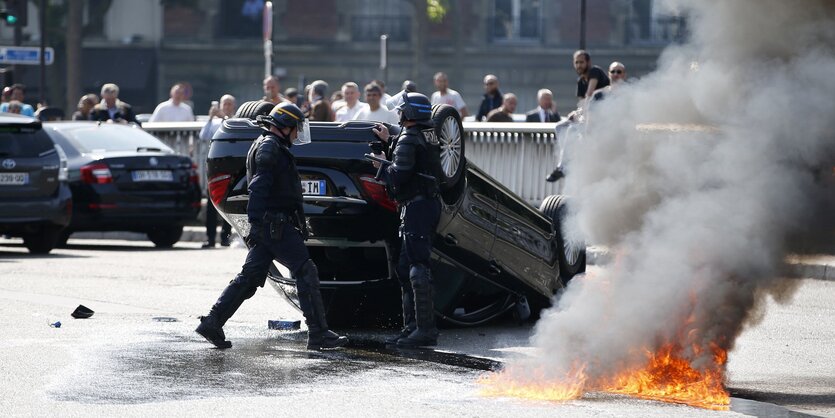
[608, 62, 627, 85]
[476, 74, 503, 122]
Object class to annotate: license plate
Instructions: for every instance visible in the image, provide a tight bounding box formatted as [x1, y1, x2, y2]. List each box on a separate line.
[0, 172, 28, 185]
[131, 170, 173, 182]
[301, 180, 326, 195]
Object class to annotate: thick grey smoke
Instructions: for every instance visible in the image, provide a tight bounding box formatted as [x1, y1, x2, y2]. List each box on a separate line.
[501, 0, 835, 394]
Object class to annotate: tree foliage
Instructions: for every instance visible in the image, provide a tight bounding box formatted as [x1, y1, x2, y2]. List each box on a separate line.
[426, 0, 448, 23]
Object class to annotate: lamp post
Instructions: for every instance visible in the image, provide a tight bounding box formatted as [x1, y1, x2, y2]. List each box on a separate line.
[579, 0, 587, 49]
[263, 1, 273, 78]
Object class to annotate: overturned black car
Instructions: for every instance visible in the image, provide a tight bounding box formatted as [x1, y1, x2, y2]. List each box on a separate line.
[207, 100, 585, 327]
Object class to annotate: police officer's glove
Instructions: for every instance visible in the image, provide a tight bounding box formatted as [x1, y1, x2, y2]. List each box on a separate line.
[245, 222, 265, 246]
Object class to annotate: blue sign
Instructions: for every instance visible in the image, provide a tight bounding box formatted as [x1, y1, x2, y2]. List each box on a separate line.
[0, 46, 54, 65]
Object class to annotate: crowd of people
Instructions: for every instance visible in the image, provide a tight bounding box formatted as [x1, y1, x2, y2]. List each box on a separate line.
[2, 49, 627, 246]
[9, 47, 627, 129]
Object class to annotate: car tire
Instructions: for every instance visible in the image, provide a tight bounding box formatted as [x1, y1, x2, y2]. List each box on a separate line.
[540, 195, 586, 283]
[234, 100, 275, 120]
[147, 225, 183, 248]
[22, 226, 63, 254]
[55, 230, 72, 248]
[431, 104, 466, 192]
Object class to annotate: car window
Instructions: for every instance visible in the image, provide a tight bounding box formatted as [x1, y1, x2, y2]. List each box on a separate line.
[44, 129, 81, 158]
[59, 125, 173, 154]
[0, 126, 54, 158]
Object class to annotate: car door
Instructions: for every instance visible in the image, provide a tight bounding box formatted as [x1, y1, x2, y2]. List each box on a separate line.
[433, 167, 498, 280]
[490, 182, 559, 297]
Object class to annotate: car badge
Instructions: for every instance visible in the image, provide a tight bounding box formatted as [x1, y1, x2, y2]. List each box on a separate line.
[149, 157, 158, 166]
[1, 159, 15, 169]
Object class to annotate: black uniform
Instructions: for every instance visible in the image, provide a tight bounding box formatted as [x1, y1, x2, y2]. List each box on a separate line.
[197, 130, 345, 350]
[383, 124, 443, 346]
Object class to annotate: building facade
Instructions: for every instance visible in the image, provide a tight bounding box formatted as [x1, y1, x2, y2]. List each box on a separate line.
[1, 0, 686, 115]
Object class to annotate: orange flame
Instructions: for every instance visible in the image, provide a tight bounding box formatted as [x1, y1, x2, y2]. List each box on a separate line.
[479, 343, 729, 410]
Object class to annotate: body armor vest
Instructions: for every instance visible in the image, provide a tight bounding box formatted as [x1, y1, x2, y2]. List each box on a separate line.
[246, 133, 304, 214]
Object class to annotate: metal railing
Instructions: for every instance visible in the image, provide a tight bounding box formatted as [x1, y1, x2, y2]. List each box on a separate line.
[142, 121, 209, 190]
[463, 122, 560, 205]
[142, 121, 562, 206]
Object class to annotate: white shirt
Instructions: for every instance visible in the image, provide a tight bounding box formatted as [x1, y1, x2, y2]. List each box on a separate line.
[199, 117, 224, 141]
[334, 102, 369, 122]
[431, 88, 467, 112]
[148, 99, 194, 122]
[353, 105, 399, 125]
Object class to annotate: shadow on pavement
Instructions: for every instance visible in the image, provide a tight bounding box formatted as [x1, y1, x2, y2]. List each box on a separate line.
[61, 242, 204, 252]
[0, 245, 92, 259]
[730, 387, 835, 416]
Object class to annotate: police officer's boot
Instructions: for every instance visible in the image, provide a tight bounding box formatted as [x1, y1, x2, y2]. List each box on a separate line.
[385, 284, 416, 344]
[195, 276, 257, 349]
[295, 260, 348, 350]
[396, 264, 439, 348]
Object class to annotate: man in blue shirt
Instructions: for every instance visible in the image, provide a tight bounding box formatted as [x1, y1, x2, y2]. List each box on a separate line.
[0, 84, 34, 116]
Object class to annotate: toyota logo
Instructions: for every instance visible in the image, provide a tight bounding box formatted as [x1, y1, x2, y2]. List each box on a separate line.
[1, 159, 15, 170]
[149, 157, 158, 166]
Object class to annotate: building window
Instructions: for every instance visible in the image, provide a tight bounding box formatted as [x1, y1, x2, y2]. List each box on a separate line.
[491, 0, 542, 42]
[215, 0, 263, 39]
[626, 0, 688, 45]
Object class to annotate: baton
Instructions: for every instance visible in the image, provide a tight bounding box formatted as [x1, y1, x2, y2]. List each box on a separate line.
[364, 153, 436, 182]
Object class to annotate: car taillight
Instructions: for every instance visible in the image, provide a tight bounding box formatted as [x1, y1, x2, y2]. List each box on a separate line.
[208, 174, 232, 206]
[80, 163, 113, 184]
[190, 163, 200, 185]
[359, 175, 397, 212]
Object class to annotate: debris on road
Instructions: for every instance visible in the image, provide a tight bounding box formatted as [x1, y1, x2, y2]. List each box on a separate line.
[71, 305, 94, 319]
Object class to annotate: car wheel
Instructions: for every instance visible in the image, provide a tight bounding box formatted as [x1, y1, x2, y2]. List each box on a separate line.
[431, 104, 466, 192]
[234, 100, 275, 120]
[22, 226, 63, 254]
[146, 225, 183, 248]
[540, 195, 586, 283]
[55, 230, 72, 248]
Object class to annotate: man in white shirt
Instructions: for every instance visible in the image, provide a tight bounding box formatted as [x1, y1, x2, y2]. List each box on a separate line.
[334, 82, 368, 122]
[353, 83, 399, 125]
[149, 83, 195, 122]
[430, 72, 469, 117]
[199, 94, 237, 248]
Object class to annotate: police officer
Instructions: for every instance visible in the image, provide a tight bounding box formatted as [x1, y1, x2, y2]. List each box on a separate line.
[196, 102, 348, 350]
[372, 92, 444, 347]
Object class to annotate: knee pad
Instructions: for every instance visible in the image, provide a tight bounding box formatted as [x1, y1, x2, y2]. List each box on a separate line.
[229, 273, 267, 290]
[294, 259, 320, 293]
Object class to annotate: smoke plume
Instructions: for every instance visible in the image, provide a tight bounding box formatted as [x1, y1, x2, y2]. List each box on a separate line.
[499, 0, 835, 398]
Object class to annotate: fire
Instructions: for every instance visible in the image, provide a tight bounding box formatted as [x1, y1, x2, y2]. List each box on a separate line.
[478, 364, 587, 402]
[479, 343, 730, 410]
[602, 343, 729, 410]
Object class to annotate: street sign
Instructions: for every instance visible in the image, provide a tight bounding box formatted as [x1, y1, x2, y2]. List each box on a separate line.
[0, 46, 53, 65]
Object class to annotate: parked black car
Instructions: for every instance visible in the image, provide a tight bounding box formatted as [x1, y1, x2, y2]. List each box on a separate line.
[43, 122, 201, 247]
[0, 114, 72, 254]
[207, 101, 585, 327]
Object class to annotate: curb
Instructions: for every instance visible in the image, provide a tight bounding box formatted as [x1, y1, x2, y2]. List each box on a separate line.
[70, 226, 236, 246]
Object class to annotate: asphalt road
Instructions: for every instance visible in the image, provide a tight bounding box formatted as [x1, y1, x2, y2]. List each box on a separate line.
[0, 238, 832, 417]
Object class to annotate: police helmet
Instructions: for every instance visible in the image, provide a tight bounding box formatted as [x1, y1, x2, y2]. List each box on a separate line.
[396, 92, 432, 123]
[257, 102, 311, 145]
